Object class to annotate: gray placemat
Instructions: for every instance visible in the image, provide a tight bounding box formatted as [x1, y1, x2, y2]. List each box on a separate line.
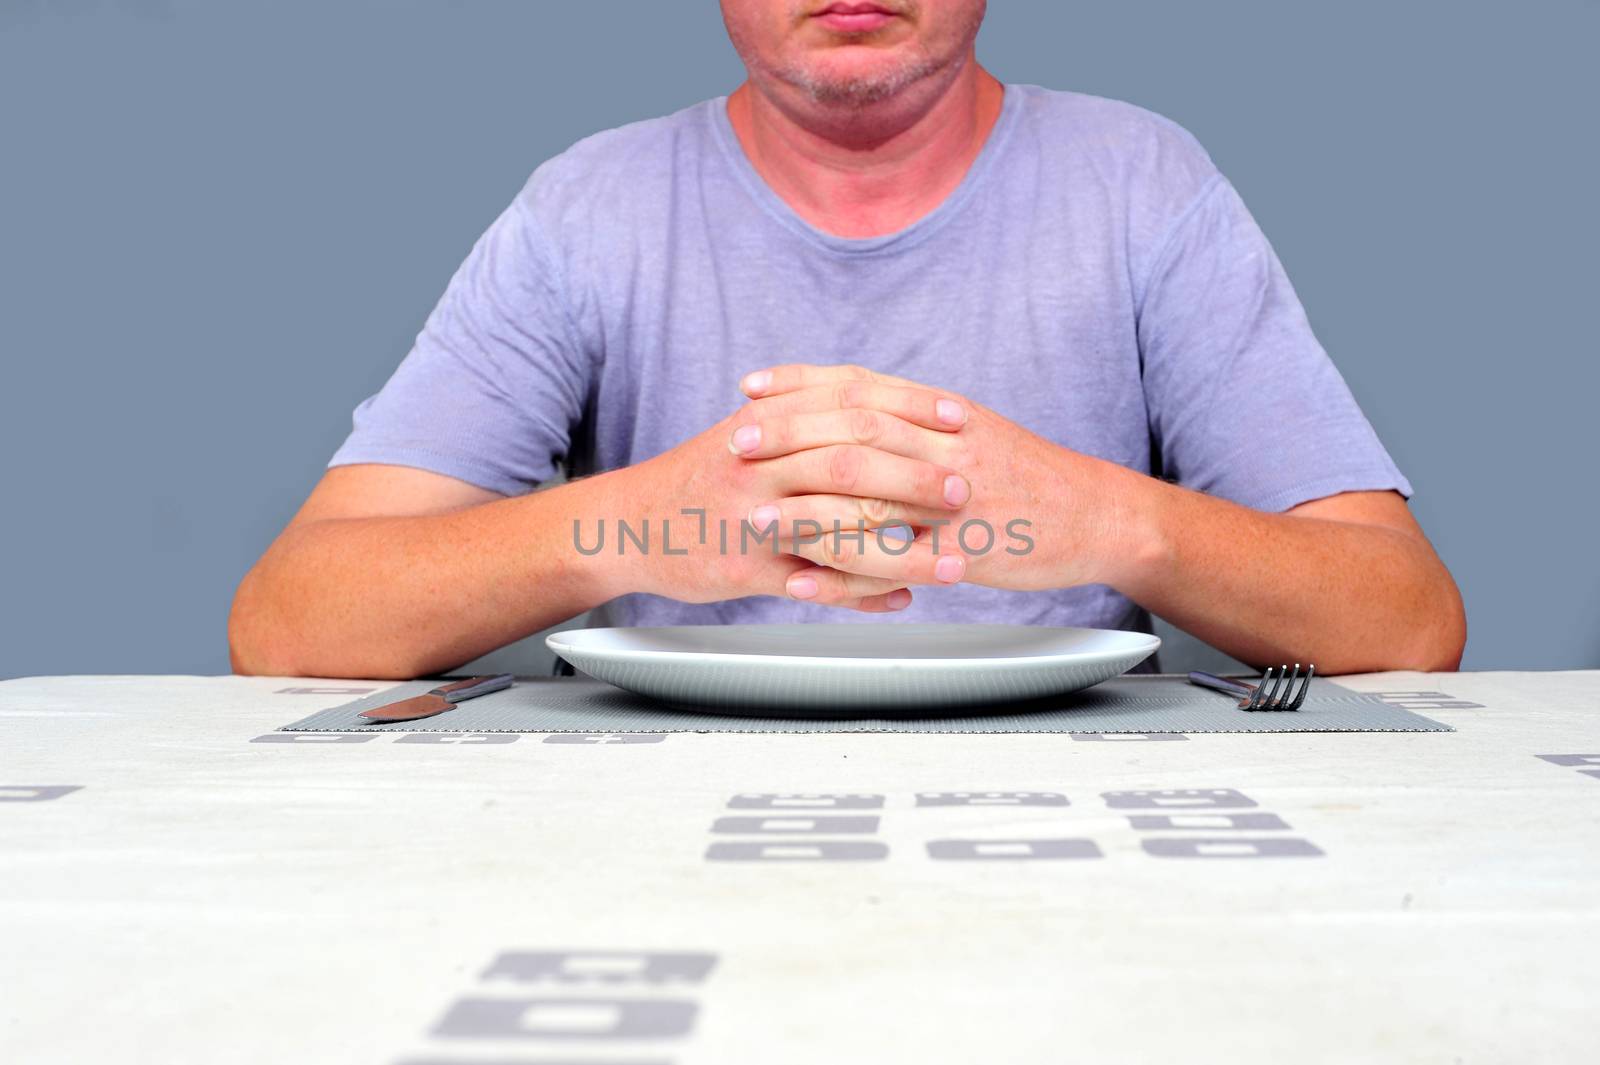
[278, 675, 1452, 734]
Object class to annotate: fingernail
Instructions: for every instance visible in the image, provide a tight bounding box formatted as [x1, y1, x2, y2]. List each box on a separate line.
[748, 504, 781, 530]
[787, 574, 819, 600]
[943, 475, 970, 507]
[729, 424, 762, 454]
[742, 371, 772, 395]
[878, 523, 913, 542]
[934, 555, 965, 584]
[936, 399, 967, 426]
[886, 588, 912, 610]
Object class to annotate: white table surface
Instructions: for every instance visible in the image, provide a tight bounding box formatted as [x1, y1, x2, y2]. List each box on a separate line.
[2, 670, 1597, 1064]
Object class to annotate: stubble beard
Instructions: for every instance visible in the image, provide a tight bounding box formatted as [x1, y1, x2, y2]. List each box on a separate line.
[773, 47, 951, 108]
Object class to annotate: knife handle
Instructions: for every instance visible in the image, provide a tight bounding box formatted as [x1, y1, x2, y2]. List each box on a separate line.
[429, 674, 515, 702]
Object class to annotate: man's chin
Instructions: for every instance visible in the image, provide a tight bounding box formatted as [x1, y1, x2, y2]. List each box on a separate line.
[779, 53, 942, 107]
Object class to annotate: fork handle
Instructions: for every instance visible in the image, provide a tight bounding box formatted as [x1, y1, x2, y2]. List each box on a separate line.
[1187, 671, 1256, 699]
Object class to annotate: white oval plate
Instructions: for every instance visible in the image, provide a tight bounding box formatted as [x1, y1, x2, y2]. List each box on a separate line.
[546, 623, 1160, 716]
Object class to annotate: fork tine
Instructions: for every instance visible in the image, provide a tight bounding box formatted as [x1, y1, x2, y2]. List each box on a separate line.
[1271, 665, 1292, 709]
[1252, 666, 1278, 710]
[1246, 666, 1268, 709]
[1288, 663, 1315, 710]
[1276, 664, 1301, 710]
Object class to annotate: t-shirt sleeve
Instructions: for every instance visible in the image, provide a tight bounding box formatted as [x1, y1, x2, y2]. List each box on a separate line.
[327, 195, 590, 496]
[1137, 174, 1412, 513]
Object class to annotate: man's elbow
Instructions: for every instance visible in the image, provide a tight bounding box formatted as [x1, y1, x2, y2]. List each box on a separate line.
[1398, 571, 1468, 673]
[227, 570, 318, 677]
[227, 627, 280, 678]
[1427, 597, 1468, 672]
[228, 581, 431, 680]
[1403, 619, 1465, 673]
[228, 576, 289, 676]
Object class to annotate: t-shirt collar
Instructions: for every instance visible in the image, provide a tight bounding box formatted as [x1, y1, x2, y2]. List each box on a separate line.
[706, 82, 1022, 257]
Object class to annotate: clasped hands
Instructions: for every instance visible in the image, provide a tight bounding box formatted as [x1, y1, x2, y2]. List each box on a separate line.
[623, 364, 1143, 612]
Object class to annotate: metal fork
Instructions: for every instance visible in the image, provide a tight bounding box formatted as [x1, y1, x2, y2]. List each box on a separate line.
[1188, 664, 1316, 711]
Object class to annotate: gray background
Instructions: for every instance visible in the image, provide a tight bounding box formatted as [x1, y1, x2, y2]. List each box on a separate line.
[2, 0, 1595, 679]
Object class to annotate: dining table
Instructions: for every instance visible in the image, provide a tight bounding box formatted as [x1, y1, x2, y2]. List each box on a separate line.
[2, 667, 1596, 1063]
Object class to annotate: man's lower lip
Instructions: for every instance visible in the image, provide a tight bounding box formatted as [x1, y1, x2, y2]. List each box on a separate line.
[814, 10, 896, 32]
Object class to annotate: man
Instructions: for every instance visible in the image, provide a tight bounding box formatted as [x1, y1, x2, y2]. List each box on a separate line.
[229, 0, 1466, 679]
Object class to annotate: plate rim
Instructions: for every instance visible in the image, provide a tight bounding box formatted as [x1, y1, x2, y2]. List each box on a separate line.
[545, 623, 1161, 671]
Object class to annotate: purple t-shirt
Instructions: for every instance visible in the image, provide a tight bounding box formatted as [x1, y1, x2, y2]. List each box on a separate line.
[330, 84, 1410, 635]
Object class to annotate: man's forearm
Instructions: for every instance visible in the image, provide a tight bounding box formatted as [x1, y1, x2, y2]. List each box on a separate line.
[1107, 473, 1466, 673]
[229, 475, 625, 679]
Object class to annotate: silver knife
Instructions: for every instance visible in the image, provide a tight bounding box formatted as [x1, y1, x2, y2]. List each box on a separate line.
[358, 674, 514, 723]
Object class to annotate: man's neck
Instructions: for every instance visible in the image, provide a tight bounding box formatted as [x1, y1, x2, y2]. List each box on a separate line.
[726, 60, 1005, 240]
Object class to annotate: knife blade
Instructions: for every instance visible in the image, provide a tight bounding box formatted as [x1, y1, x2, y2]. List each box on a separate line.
[358, 674, 514, 723]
